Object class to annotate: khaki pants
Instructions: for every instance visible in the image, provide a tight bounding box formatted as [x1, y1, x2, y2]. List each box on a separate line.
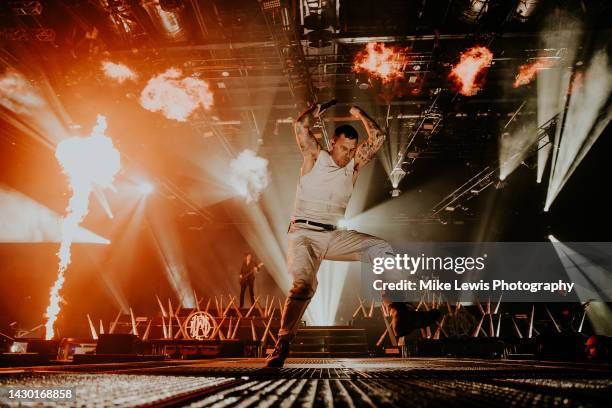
[277, 223, 395, 341]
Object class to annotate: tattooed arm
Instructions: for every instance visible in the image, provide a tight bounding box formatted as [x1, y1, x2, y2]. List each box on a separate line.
[351, 106, 386, 172]
[294, 104, 322, 175]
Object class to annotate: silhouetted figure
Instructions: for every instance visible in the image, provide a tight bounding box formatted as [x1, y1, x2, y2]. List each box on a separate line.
[239, 253, 262, 308]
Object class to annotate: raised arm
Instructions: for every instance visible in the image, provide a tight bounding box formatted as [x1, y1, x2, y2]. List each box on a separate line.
[351, 106, 386, 171]
[294, 104, 322, 174]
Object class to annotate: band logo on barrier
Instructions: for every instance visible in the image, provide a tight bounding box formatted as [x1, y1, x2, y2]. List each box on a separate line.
[183, 311, 217, 340]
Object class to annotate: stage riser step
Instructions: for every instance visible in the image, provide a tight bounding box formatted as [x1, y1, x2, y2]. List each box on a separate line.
[300, 326, 365, 329]
[292, 343, 368, 348]
[291, 345, 369, 353]
[296, 331, 366, 337]
[293, 337, 367, 345]
[289, 351, 368, 358]
[291, 326, 369, 357]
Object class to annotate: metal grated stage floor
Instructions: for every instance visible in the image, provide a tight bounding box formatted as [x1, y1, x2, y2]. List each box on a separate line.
[1, 358, 610, 407]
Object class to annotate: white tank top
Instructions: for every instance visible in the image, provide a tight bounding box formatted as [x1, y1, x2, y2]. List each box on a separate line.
[292, 150, 355, 225]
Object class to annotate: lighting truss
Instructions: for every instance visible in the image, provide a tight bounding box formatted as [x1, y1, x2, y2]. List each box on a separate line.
[259, 0, 330, 148]
[389, 95, 442, 178]
[430, 113, 559, 218]
[10, 1, 43, 15]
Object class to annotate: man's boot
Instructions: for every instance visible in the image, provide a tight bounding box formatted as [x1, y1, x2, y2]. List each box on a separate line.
[388, 303, 441, 338]
[265, 338, 290, 368]
[265, 293, 311, 368]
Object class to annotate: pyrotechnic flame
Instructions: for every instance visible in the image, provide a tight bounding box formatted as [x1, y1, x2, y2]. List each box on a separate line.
[352, 42, 409, 83]
[139, 68, 213, 122]
[228, 149, 270, 203]
[449, 46, 493, 96]
[101, 61, 138, 83]
[0, 71, 44, 113]
[514, 58, 556, 88]
[44, 115, 120, 339]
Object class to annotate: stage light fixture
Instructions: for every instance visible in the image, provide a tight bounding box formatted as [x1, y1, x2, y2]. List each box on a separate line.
[390, 168, 406, 189]
[138, 182, 154, 195]
[494, 180, 507, 190]
[391, 188, 401, 198]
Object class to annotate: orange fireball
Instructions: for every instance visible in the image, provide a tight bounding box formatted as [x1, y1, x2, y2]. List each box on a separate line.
[514, 58, 556, 88]
[353, 42, 410, 83]
[449, 46, 493, 96]
[140, 68, 213, 122]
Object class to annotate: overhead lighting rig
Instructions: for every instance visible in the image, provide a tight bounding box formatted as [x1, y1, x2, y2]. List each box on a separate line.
[429, 113, 559, 222]
[10, 1, 43, 15]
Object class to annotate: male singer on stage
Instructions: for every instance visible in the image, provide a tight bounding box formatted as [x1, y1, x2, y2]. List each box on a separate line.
[266, 102, 440, 367]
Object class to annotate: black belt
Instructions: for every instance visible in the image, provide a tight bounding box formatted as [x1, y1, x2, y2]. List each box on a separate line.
[291, 219, 336, 231]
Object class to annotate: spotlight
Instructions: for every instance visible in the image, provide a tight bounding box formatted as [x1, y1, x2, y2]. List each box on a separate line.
[10, 342, 27, 353]
[390, 168, 407, 190]
[494, 180, 507, 189]
[391, 188, 401, 198]
[138, 182, 154, 195]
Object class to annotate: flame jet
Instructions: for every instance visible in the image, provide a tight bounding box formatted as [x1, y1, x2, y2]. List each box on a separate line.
[44, 115, 121, 339]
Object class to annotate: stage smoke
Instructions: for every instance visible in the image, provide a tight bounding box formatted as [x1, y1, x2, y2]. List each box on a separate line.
[499, 124, 537, 181]
[147, 209, 196, 309]
[228, 149, 270, 204]
[0, 71, 44, 114]
[309, 261, 350, 326]
[545, 49, 612, 211]
[549, 236, 612, 336]
[0, 70, 70, 148]
[0, 187, 109, 243]
[102, 61, 138, 83]
[535, 12, 582, 184]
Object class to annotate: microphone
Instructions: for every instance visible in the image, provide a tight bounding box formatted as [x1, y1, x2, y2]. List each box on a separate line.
[317, 98, 338, 115]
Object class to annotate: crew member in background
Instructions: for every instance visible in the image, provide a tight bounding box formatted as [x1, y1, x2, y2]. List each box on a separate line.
[239, 252, 262, 308]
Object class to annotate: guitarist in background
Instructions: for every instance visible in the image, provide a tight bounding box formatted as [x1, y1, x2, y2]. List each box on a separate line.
[239, 253, 263, 308]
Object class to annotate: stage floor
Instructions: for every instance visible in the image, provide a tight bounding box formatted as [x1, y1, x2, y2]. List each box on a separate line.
[1, 357, 611, 407]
